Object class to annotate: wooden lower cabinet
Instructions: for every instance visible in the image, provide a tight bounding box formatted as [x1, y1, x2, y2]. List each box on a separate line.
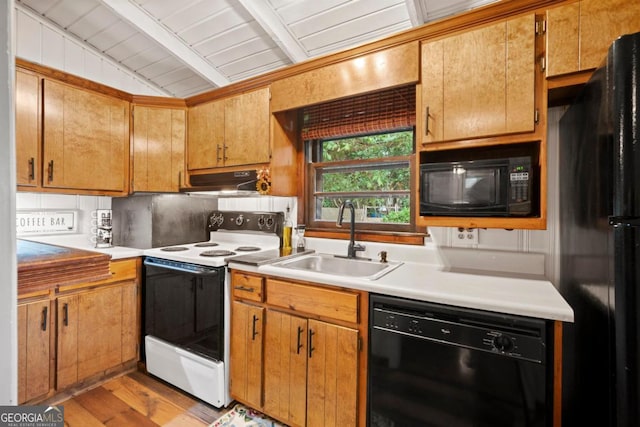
[230, 271, 362, 426]
[263, 310, 308, 426]
[57, 281, 138, 389]
[17, 299, 51, 403]
[306, 319, 358, 427]
[230, 300, 264, 408]
[17, 258, 139, 403]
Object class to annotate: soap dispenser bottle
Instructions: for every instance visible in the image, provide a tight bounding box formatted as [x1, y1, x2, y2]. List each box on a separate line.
[282, 205, 293, 253]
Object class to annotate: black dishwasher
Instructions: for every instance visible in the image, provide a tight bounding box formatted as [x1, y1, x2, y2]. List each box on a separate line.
[368, 294, 552, 427]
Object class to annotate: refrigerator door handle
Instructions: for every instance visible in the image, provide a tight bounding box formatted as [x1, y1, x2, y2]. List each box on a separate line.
[608, 216, 640, 227]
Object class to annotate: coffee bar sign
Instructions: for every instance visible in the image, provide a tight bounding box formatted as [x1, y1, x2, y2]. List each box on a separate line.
[17, 210, 78, 235]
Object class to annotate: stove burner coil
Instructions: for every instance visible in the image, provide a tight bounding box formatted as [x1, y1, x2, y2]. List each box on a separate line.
[235, 246, 261, 252]
[200, 250, 236, 257]
[194, 242, 220, 247]
[161, 246, 189, 252]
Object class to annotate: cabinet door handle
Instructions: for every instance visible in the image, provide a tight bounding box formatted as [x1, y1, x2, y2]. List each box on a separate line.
[425, 106, 430, 136]
[41, 306, 48, 331]
[234, 285, 254, 292]
[47, 160, 54, 182]
[63, 303, 69, 326]
[216, 144, 222, 163]
[223, 145, 228, 162]
[28, 157, 35, 180]
[252, 314, 259, 340]
[308, 328, 315, 358]
[296, 326, 304, 354]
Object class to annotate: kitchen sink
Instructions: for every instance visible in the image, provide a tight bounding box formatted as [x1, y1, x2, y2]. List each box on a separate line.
[273, 253, 402, 280]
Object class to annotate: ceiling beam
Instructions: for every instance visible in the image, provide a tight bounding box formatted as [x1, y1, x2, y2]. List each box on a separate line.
[97, 0, 230, 87]
[404, 0, 425, 26]
[236, 0, 308, 63]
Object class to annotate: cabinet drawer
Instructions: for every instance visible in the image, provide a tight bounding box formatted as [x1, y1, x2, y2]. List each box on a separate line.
[266, 279, 359, 323]
[232, 272, 264, 302]
[108, 259, 137, 283]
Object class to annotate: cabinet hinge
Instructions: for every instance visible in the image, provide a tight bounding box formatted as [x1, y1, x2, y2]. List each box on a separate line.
[535, 19, 547, 36]
[358, 336, 363, 352]
[534, 109, 540, 124]
[539, 56, 546, 72]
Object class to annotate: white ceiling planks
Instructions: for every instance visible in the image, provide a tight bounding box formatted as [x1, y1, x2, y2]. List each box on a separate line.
[16, 0, 497, 98]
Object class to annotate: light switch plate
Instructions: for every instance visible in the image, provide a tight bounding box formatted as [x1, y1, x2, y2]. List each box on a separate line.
[451, 227, 479, 246]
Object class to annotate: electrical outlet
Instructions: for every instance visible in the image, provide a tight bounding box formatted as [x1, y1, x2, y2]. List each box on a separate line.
[451, 227, 479, 246]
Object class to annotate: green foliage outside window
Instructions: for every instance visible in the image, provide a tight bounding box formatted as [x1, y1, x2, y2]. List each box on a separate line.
[314, 130, 413, 224]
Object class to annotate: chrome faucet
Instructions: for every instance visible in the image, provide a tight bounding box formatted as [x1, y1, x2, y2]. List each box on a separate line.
[336, 200, 366, 259]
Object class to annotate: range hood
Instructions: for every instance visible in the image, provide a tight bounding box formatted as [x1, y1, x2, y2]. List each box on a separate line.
[182, 170, 259, 195]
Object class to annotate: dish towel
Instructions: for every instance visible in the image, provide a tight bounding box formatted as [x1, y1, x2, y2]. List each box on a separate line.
[210, 403, 286, 427]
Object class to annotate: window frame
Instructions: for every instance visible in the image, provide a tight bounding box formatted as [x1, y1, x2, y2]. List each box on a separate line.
[303, 129, 423, 237]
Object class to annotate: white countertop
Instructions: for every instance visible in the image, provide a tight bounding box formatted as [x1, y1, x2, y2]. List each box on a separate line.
[230, 256, 574, 322]
[20, 234, 144, 260]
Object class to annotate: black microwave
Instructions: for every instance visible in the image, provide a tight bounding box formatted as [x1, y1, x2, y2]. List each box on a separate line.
[419, 156, 533, 217]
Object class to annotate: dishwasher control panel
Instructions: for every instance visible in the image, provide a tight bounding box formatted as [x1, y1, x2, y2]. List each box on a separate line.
[372, 299, 547, 364]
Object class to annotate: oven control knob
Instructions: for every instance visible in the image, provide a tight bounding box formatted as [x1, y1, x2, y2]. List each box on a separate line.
[257, 216, 266, 229]
[265, 217, 274, 228]
[492, 335, 514, 353]
[235, 214, 244, 226]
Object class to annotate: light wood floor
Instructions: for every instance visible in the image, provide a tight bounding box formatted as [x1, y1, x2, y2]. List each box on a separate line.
[57, 371, 229, 427]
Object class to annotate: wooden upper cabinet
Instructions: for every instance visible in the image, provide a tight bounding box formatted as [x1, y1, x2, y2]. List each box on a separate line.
[187, 87, 270, 172]
[421, 14, 536, 144]
[132, 105, 185, 192]
[187, 99, 225, 170]
[224, 87, 270, 167]
[16, 70, 40, 188]
[43, 79, 129, 193]
[271, 42, 419, 112]
[547, 0, 640, 78]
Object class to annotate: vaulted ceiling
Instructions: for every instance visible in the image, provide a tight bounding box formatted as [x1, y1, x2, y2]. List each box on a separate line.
[16, 0, 498, 98]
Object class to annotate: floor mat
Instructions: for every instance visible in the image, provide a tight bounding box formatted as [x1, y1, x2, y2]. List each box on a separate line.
[210, 403, 286, 427]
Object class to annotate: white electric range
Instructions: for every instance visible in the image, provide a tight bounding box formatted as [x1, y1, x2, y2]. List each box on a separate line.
[142, 211, 283, 408]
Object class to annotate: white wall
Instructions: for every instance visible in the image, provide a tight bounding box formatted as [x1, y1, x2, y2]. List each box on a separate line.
[1, 0, 17, 405]
[14, 4, 165, 97]
[428, 107, 566, 282]
[16, 193, 112, 237]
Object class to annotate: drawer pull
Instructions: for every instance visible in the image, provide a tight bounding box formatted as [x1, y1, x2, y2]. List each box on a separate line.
[425, 106, 430, 135]
[252, 314, 259, 340]
[47, 160, 54, 182]
[28, 157, 35, 180]
[308, 328, 315, 358]
[63, 303, 69, 326]
[41, 306, 48, 331]
[234, 285, 254, 292]
[296, 326, 304, 354]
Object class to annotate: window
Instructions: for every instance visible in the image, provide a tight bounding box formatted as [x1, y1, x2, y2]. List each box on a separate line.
[306, 131, 414, 232]
[301, 86, 420, 235]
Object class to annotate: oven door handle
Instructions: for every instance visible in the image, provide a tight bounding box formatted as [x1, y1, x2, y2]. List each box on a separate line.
[144, 257, 221, 276]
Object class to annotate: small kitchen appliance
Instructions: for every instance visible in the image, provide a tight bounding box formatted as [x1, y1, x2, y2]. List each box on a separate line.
[90, 209, 112, 248]
[419, 156, 534, 217]
[142, 210, 283, 408]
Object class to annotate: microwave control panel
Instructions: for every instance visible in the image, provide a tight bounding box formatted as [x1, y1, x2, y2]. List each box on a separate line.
[509, 163, 530, 203]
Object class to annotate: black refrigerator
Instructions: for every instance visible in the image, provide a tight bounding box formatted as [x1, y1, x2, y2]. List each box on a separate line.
[559, 32, 640, 427]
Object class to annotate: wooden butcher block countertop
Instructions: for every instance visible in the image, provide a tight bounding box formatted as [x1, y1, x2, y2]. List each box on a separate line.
[17, 239, 111, 296]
